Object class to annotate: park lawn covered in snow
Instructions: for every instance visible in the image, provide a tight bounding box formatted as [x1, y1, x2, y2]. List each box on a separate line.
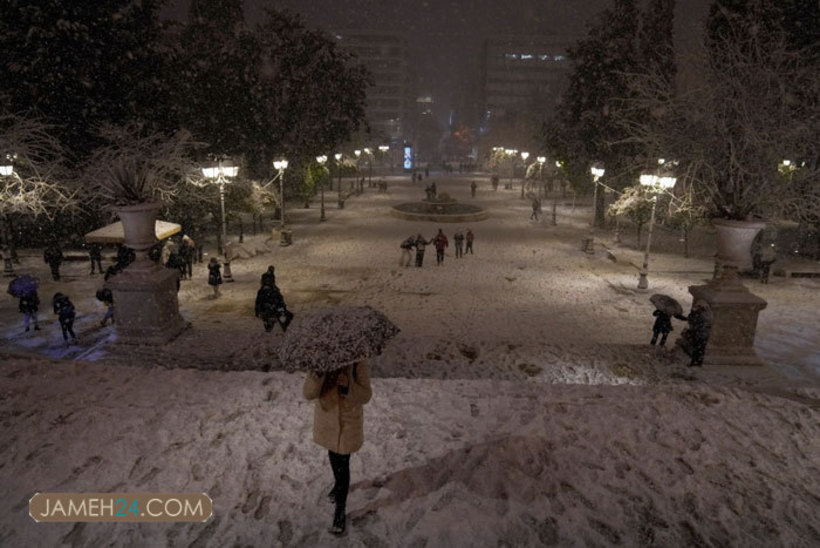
[2, 174, 818, 546]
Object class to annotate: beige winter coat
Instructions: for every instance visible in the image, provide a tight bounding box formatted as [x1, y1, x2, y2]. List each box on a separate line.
[303, 361, 372, 455]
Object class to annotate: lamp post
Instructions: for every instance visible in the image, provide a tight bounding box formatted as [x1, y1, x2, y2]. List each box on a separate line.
[354, 149, 362, 194]
[316, 155, 327, 222]
[0, 159, 15, 276]
[378, 145, 389, 175]
[334, 153, 342, 191]
[273, 159, 288, 228]
[520, 151, 530, 198]
[590, 166, 605, 228]
[637, 174, 677, 290]
[202, 161, 238, 282]
[364, 148, 373, 187]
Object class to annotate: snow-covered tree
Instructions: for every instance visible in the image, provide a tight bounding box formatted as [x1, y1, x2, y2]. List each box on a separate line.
[619, 1, 820, 223]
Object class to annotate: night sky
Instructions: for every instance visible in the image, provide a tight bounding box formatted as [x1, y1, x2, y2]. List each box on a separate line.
[163, 0, 711, 118]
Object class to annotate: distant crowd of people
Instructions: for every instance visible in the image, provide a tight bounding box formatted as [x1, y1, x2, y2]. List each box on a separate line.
[400, 228, 474, 267]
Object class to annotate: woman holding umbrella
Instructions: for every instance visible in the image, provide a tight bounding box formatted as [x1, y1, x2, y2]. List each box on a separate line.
[286, 306, 397, 536]
[303, 361, 372, 536]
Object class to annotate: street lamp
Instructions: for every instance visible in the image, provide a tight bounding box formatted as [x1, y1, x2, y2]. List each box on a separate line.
[202, 161, 238, 281]
[1, 158, 15, 276]
[273, 158, 288, 228]
[378, 145, 389, 174]
[364, 148, 373, 187]
[316, 155, 327, 222]
[637, 174, 677, 290]
[334, 153, 342, 191]
[520, 151, 530, 198]
[590, 166, 605, 228]
[354, 150, 362, 194]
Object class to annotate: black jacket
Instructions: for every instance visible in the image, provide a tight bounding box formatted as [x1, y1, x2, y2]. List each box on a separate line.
[255, 285, 286, 319]
[19, 292, 39, 314]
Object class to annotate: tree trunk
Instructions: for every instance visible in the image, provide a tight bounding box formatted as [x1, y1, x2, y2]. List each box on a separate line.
[594, 186, 606, 228]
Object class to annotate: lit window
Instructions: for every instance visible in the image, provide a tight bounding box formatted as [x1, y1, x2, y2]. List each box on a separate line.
[554, 55, 565, 61]
[521, 54, 533, 60]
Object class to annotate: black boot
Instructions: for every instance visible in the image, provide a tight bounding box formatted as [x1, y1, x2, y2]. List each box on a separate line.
[329, 503, 346, 536]
[327, 487, 338, 504]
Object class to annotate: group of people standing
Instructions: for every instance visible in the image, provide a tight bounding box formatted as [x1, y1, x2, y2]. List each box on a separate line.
[649, 300, 713, 367]
[400, 228, 474, 267]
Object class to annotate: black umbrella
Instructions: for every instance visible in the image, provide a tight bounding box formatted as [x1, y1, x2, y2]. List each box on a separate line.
[278, 305, 400, 373]
[650, 294, 683, 316]
[7, 275, 39, 298]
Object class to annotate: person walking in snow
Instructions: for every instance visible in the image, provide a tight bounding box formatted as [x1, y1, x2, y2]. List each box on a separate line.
[530, 198, 541, 221]
[254, 274, 293, 333]
[18, 290, 40, 332]
[470, 180, 477, 198]
[96, 288, 115, 327]
[399, 235, 415, 267]
[52, 292, 77, 345]
[682, 300, 712, 367]
[465, 228, 475, 255]
[432, 228, 448, 265]
[304, 360, 372, 536]
[207, 257, 223, 298]
[87, 243, 103, 275]
[453, 229, 464, 258]
[414, 234, 430, 267]
[43, 242, 63, 281]
[179, 235, 195, 280]
[650, 309, 677, 346]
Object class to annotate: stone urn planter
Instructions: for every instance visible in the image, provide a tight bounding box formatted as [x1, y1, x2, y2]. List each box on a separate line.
[117, 201, 163, 264]
[106, 201, 186, 345]
[675, 218, 769, 366]
[712, 217, 766, 271]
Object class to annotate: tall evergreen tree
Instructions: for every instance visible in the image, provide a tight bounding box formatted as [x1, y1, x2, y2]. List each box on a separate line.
[0, 0, 173, 164]
[545, 0, 643, 227]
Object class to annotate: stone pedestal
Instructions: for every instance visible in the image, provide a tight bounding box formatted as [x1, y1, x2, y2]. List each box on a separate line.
[677, 267, 767, 366]
[106, 260, 187, 345]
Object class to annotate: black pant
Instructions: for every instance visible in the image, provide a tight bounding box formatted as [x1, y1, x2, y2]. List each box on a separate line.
[651, 329, 669, 346]
[690, 337, 708, 366]
[415, 250, 425, 267]
[465, 242, 473, 254]
[436, 249, 444, 265]
[328, 451, 350, 506]
[49, 263, 61, 281]
[455, 244, 463, 258]
[90, 257, 103, 273]
[59, 317, 76, 341]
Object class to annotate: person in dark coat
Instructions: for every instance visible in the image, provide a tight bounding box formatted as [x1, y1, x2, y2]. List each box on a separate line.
[43, 243, 63, 281]
[96, 288, 115, 326]
[470, 180, 477, 198]
[52, 292, 77, 344]
[254, 275, 293, 333]
[414, 234, 430, 267]
[115, 244, 135, 270]
[465, 229, 475, 254]
[261, 265, 276, 287]
[683, 300, 712, 367]
[432, 228, 449, 265]
[165, 252, 184, 292]
[650, 310, 674, 346]
[18, 290, 40, 332]
[87, 243, 103, 275]
[179, 236, 195, 280]
[207, 257, 222, 297]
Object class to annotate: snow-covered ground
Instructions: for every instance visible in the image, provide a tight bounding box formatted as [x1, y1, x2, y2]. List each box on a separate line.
[1, 174, 818, 547]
